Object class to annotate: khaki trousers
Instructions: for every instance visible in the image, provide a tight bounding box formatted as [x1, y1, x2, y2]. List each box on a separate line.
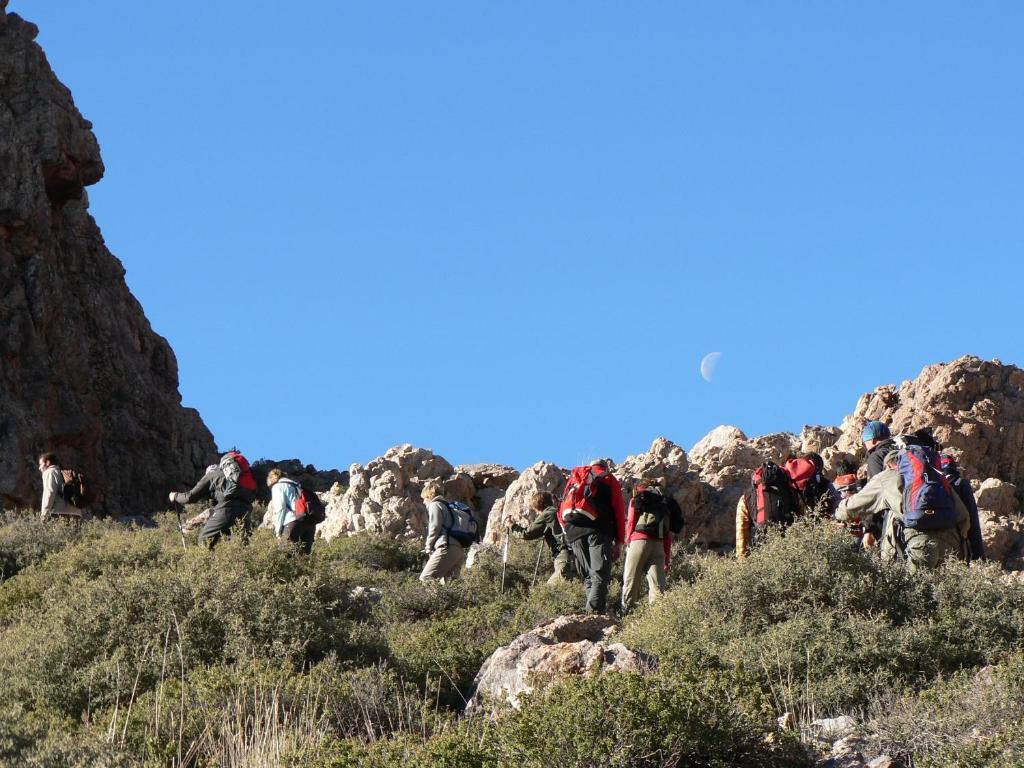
[622, 538, 666, 613]
[419, 541, 466, 584]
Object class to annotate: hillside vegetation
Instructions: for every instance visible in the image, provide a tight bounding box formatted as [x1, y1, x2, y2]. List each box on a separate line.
[0, 513, 1022, 767]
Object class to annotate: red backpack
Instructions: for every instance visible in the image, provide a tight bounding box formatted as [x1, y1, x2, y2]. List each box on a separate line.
[783, 456, 833, 514]
[748, 461, 799, 528]
[558, 465, 606, 526]
[293, 486, 327, 525]
[220, 450, 258, 498]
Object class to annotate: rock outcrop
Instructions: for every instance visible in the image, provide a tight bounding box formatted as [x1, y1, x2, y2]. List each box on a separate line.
[466, 614, 651, 712]
[836, 356, 1024, 489]
[316, 445, 512, 541]
[0, 7, 217, 514]
[483, 460, 568, 543]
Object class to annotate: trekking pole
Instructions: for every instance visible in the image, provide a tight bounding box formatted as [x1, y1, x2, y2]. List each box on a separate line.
[500, 531, 510, 594]
[531, 539, 544, 588]
[173, 501, 188, 552]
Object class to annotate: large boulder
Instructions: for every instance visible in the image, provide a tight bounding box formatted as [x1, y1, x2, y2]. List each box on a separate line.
[612, 437, 706, 540]
[318, 444, 458, 541]
[466, 614, 651, 712]
[688, 426, 800, 547]
[835, 356, 1024, 491]
[454, 463, 519, 526]
[483, 461, 568, 543]
[0, 9, 217, 514]
[975, 479, 1024, 563]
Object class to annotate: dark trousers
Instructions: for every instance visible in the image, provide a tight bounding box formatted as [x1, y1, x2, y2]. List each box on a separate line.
[198, 505, 251, 549]
[281, 517, 316, 555]
[569, 531, 614, 614]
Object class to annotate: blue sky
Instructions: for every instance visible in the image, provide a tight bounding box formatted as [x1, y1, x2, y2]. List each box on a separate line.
[26, 2, 1024, 471]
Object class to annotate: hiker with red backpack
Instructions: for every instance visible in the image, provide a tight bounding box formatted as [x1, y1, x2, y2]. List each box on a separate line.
[265, 469, 324, 555]
[557, 460, 626, 614]
[621, 478, 684, 614]
[168, 450, 257, 548]
[735, 459, 803, 559]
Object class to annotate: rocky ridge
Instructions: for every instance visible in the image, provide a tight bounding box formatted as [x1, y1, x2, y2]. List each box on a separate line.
[316, 356, 1024, 567]
[0, 4, 217, 514]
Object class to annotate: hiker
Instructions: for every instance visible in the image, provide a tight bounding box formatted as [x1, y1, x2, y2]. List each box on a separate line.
[621, 479, 684, 614]
[37, 452, 80, 521]
[863, 421, 896, 479]
[168, 450, 257, 548]
[557, 460, 626, 614]
[420, 480, 478, 584]
[266, 469, 316, 555]
[735, 460, 802, 559]
[833, 472, 873, 547]
[784, 453, 838, 517]
[940, 454, 986, 561]
[835, 449, 970, 572]
[521, 491, 577, 583]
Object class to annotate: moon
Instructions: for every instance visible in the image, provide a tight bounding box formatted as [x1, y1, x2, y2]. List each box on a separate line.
[700, 352, 722, 382]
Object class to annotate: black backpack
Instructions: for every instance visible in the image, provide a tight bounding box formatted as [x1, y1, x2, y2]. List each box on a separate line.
[633, 487, 671, 538]
[61, 469, 95, 509]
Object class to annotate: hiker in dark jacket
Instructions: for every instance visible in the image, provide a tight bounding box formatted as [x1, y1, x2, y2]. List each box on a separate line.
[168, 455, 255, 548]
[558, 460, 626, 614]
[522, 491, 577, 584]
[863, 421, 895, 479]
[940, 454, 986, 561]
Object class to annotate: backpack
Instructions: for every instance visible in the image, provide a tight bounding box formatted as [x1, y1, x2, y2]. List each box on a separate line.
[444, 501, 479, 546]
[748, 461, 799, 528]
[558, 466, 605, 526]
[60, 469, 95, 509]
[784, 457, 833, 514]
[293, 485, 327, 525]
[897, 445, 957, 531]
[632, 486, 672, 538]
[220, 450, 257, 500]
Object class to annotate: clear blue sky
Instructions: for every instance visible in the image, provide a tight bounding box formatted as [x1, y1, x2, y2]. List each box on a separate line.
[25, 2, 1024, 471]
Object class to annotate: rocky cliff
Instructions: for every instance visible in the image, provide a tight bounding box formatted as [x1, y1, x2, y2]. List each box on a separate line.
[0, 5, 216, 514]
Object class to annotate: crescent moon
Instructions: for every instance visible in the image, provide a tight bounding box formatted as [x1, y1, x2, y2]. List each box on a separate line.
[700, 352, 722, 382]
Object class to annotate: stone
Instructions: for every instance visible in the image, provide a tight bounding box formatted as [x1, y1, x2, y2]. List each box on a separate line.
[318, 444, 462, 541]
[483, 461, 568, 543]
[811, 715, 857, 740]
[466, 614, 651, 712]
[975, 478, 1019, 518]
[688, 427, 800, 547]
[866, 757, 897, 768]
[835, 356, 1024, 492]
[0, 10, 217, 515]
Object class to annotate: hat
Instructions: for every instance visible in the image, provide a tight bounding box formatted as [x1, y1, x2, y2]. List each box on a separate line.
[939, 454, 958, 474]
[862, 421, 891, 443]
[835, 473, 858, 492]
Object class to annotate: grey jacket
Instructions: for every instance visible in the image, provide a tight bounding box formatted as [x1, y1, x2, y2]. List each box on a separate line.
[41, 466, 76, 519]
[172, 467, 253, 516]
[424, 496, 457, 552]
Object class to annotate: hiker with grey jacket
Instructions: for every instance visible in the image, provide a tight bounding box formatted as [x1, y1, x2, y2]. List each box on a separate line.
[419, 480, 477, 584]
[168, 451, 257, 549]
[38, 452, 79, 521]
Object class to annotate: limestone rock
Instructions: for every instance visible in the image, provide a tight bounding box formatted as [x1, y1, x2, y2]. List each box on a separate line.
[975, 478, 1019, 518]
[0, 9, 217, 514]
[466, 614, 651, 712]
[484, 461, 568, 543]
[319, 444, 465, 541]
[688, 427, 800, 547]
[613, 437, 706, 540]
[455, 463, 519, 491]
[836, 356, 1024, 491]
[811, 715, 857, 740]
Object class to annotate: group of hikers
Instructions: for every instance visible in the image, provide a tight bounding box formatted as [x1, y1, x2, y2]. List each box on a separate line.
[34, 417, 986, 616]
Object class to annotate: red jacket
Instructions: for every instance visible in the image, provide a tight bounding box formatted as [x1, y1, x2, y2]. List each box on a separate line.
[625, 499, 672, 569]
[559, 467, 627, 545]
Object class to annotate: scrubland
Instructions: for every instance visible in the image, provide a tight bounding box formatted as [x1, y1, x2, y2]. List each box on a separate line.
[0, 513, 1021, 767]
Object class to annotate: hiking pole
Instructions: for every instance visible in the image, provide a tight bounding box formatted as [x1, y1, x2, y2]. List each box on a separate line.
[173, 501, 187, 552]
[531, 539, 544, 588]
[500, 531, 510, 594]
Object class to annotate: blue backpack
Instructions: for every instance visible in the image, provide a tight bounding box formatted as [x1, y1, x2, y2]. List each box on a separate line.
[897, 445, 956, 531]
[444, 501, 479, 546]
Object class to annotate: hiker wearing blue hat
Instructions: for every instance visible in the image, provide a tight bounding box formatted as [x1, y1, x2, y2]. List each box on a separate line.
[862, 421, 895, 479]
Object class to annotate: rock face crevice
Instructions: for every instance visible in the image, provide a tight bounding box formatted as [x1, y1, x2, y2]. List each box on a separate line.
[0, 6, 217, 514]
